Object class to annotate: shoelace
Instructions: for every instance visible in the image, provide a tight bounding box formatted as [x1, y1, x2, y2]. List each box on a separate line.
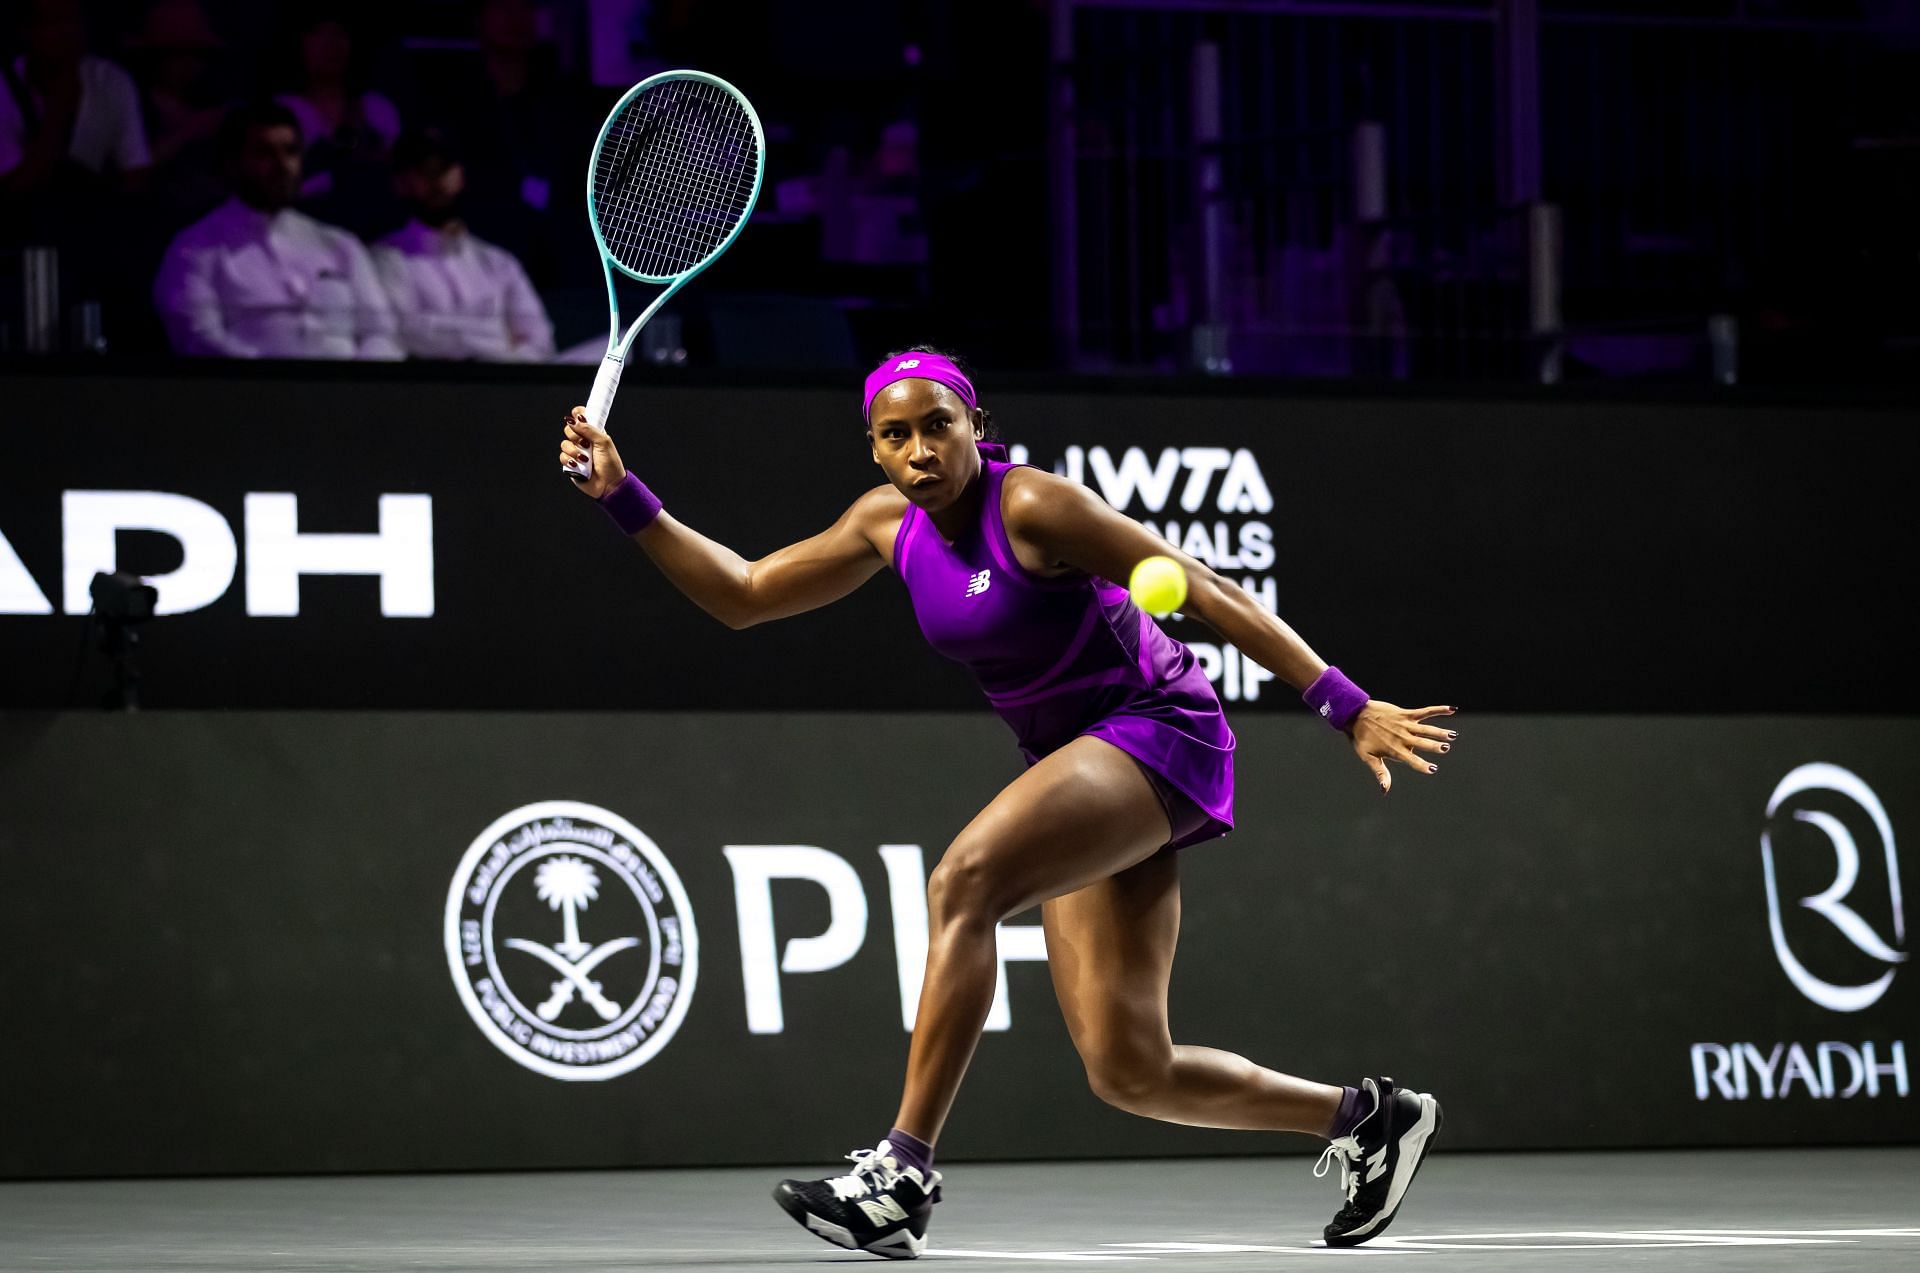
[827, 1146, 903, 1202]
[1313, 1135, 1363, 1205]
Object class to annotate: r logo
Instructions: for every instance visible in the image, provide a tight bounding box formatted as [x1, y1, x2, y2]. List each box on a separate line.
[1762, 763, 1907, 1012]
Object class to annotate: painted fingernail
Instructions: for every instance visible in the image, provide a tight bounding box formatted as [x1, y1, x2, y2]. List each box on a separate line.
[1440, 744, 1450, 753]
[1448, 731, 1458, 739]
[1427, 764, 1437, 773]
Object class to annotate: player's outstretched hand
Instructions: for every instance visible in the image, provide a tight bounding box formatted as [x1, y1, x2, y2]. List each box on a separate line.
[1350, 703, 1457, 794]
[559, 406, 628, 499]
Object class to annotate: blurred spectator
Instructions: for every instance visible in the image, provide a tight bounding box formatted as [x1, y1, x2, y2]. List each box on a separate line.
[274, 2, 400, 237]
[153, 99, 399, 359]
[0, 0, 150, 202]
[1, 0, 155, 350]
[422, 0, 595, 288]
[815, 119, 926, 267]
[127, 0, 228, 223]
[371, 128, 553, 361]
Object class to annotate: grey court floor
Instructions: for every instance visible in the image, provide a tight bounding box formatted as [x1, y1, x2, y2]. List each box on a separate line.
[2, 1149, 1916, 1272]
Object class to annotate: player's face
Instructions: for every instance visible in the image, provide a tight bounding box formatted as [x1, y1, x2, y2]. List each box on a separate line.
[868, 380, 982, 510]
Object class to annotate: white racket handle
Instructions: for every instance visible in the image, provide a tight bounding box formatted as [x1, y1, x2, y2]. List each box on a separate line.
[565, 352, 625, 480]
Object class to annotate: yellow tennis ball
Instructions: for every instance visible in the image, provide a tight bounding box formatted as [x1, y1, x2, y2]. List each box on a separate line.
[1129, 555, 1187, 617]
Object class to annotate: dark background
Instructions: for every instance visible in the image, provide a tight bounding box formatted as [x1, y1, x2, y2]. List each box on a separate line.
[7, 1, 1920, 383]
[2, 0, 1917, 1185]
[1, 710, 1913, 1180]
[3, 366, 1914, 714]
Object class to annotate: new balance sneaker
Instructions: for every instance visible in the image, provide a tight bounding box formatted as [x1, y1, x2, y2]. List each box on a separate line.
[1314, 1076, 1442, 1248]
[773, 1142, 943, 1260]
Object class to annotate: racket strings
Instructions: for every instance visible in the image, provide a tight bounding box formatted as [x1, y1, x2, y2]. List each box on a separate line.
[593, 78, 759, 279]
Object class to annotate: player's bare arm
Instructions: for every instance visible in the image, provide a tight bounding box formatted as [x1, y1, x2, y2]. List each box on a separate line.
[561, 408, 900, 630]
[1003, 467, 1457, 791]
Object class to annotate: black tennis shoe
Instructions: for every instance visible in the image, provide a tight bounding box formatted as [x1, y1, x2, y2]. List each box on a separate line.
[1315, 1076, 1442, 1247]
[774, 1141, 943, 1260]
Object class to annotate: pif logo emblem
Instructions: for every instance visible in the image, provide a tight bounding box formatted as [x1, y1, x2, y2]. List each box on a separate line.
[446, 801, 699, 1080]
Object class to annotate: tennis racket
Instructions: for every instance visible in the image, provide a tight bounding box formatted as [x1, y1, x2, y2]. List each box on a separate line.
[562, 70, 765, 480]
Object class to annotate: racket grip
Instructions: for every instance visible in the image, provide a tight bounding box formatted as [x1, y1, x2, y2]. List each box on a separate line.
[565, 352, 625, 480]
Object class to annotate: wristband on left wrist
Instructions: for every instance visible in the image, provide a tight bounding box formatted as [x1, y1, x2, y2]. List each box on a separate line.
[1302, 666, 1369, 731]
[599, 470, 662, 535]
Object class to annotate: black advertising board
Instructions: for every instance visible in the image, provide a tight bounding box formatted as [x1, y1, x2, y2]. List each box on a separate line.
[1, 711, 1912, 1179]
[2, 369, 1915, 713]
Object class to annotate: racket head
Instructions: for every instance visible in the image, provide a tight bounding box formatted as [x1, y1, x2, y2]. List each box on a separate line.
[587, 70, 766, 287]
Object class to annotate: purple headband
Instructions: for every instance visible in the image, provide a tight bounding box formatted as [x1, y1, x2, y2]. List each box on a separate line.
[862, 353, 978, 421]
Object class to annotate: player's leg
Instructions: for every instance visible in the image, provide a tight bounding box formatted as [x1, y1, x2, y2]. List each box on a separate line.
[1041, 847, 1345, 1132]
[891, 735, 1180, 1142]
[1044, 848, 1443, 1248]
[773, 735, 1173, 1258]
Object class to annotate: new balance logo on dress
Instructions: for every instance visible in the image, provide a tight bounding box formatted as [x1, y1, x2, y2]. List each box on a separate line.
[965, 569, 992, 598]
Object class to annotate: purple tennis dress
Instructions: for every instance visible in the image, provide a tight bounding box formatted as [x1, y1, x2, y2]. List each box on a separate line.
[893, 446, 1235, 849]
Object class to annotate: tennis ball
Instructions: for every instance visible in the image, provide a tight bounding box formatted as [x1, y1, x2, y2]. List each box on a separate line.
[1129, 555, 1187, 617]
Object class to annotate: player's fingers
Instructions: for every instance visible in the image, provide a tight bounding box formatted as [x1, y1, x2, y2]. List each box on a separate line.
[1353, 741, 1393, 792]
[1398, 748, 1438, 775]
[1412, 705, 1457, 721]
[1412, 722, 1459, 742]
[1410, 734, 1450, 756]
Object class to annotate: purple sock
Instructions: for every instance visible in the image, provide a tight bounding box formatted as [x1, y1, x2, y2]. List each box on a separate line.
[884, 1128, 934, 1178]
[1328, 1086, 1367, 1140]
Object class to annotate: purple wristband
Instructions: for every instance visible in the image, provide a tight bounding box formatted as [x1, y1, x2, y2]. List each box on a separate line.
[599, 471, 662, 535]
[1303, 666, 1369, 731]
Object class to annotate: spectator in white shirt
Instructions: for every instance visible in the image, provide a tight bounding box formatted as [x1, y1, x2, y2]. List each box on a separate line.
[0, 0, 150, 196]
[152, 99, 400, 359]
[371, 128, 553, 362]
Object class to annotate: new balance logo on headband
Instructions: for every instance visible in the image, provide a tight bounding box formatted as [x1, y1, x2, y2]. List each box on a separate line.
[965, 569, 992, 598]
[895, 359, 921, 370]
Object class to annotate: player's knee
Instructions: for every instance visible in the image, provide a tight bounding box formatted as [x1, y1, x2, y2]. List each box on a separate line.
[1084, 1043, 1174, 1114]
[927, 846, 1015, 925]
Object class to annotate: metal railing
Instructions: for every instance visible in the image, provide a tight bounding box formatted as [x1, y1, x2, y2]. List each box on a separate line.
[1050, 0, 1919, 382]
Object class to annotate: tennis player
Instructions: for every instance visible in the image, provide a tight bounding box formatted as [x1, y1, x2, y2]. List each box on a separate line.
[559, 347, 1452, 1258]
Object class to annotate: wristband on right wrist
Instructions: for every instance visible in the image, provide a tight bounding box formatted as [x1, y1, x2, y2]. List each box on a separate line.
[1303, 666, 1369, 731]
[599, 470, 662, 536]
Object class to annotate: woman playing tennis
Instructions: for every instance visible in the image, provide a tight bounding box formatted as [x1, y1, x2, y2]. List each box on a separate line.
[559, 347, 1453, 1258]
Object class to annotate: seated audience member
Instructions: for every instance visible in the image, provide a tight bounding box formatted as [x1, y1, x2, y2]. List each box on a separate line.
[0, 0, 150, 203]
[274, 3, 400, 236]
[422, 0, 595, 288]
[371, 128, 553, 361]
[2, 0, 156, 348]
[128, 0, 229, 222]
[152, 99, 399, 358]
